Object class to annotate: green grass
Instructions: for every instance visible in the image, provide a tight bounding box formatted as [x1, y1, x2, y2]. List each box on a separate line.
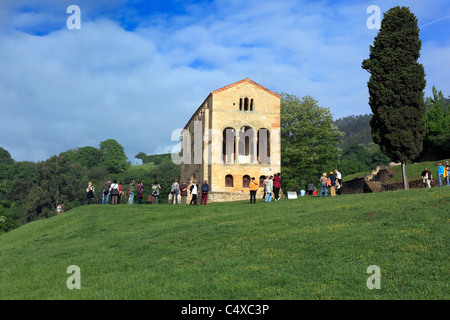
[386, 159, 449, 184]
[342, 158, 450, 183]
[1, 188, 449, 300]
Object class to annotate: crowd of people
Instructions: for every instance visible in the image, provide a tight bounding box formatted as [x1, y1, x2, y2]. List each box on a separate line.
[84, 178, 211, 206]
[81, 162, 448, 208]
[315, 169, 342, 198]
[259, 173, 282, 203]
[421, 161, 450, 188]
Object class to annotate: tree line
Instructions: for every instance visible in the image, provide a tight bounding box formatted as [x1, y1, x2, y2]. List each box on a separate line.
[0, 140, 179, 234]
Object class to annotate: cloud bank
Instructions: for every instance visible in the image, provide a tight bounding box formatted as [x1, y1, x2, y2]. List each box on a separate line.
[0, 0, 449, 163]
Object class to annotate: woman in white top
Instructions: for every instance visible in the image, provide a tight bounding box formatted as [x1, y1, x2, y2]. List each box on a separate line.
[109, 180, 120, 205]
[189, 180, 198, 205]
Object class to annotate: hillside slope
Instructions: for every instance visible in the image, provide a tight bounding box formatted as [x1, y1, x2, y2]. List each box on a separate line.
[0, 188, 449, 300]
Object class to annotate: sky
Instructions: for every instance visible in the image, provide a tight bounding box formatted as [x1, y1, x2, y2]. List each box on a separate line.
[0, 0, 449, 164]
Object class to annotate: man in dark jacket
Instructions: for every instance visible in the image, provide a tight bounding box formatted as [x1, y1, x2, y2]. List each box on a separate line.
[200, 180, 209, 205]
[328, 172, 337, 197]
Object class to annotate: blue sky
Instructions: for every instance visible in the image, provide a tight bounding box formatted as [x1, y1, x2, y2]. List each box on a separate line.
[1, 0, 449, 163]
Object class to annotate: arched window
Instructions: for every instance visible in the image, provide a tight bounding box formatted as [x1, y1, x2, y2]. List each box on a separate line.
[259, 175, 266, 188]
[238, 126, 256, 163]
[225, 175, 234, 187]
[243, 175, 251, 188]
[222, 127, 235, 163]
[257, 128, 271, 164]
[238, 97, 254, 112]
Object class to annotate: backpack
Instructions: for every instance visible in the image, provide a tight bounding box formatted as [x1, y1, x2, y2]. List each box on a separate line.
[152, 185, 158, 195]
[326, 178, 331, 187]
[202, 184, 209, 192]
[103, 182, 110, 195]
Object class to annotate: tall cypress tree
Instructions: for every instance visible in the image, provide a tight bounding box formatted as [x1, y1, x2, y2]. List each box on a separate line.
[362, 6, 426, 189]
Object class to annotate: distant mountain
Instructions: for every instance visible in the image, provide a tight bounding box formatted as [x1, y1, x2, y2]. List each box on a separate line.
[334, 114, 373, 149]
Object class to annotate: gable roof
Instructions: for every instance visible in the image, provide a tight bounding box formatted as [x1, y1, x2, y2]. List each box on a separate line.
[211, 78, 281, 99]
[184, 78, 280, 129]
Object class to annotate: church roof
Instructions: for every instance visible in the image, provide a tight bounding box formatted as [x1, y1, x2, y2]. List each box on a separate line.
[211, 78, 281, 98]
[184, 78, 280, 129]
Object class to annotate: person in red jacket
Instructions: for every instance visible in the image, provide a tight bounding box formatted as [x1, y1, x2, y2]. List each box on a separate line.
[273, 173, 281, 201]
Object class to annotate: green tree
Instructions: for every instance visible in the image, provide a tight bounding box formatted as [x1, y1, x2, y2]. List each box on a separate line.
[25, 156, 83, 220]
[362, 6, 426, 189]
[418, 86, 450, 160]
[98, 139, 130, 173]
[0, 147, 14, 164]
[135, 152, 149, 164]
[280, 93, 343, 191]
[338, 143, 392, 176]
[60, 146, 101, 168]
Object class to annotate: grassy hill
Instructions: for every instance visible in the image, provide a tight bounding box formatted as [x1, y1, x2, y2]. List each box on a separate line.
[343, 158, 450, 184]
[0, 188, 448, 300]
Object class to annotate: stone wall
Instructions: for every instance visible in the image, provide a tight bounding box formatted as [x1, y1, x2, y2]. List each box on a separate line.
[180, 78, 281, 203]
[342, 165, 431, 194]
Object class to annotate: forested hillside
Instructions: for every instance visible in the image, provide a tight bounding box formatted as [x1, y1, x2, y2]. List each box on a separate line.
[334, 114, 373, 149]
[333, 114, 392, 177]
[0, 142, 179, 234]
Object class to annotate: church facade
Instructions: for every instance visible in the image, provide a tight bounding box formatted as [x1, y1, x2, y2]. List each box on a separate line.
[180, 78, 281, 202]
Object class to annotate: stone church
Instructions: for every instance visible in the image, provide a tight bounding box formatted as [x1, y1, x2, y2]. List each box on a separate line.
[180, 78, 281, 202]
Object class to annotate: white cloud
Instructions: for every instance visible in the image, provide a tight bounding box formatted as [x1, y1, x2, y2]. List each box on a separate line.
[1, 0, 449, 163]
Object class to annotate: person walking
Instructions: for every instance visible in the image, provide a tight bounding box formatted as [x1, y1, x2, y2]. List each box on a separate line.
[262, 175, 268, 199]
[335, 169, 342, 195]
[117, 182, 124, 204]
[445, 161, 450, 186]
[249, 177, 258, 203]
[328, 172, 337, 197]
[137, 181, 144, 204]
[437, 163, 444, 187]
[421, 168, 432, 188]
[128, 180, 135, 204]
[180, 180, 188, 204]
[307, 182, 315, 196]
[273, 173, 281, 201]
[265, 176, 273, 203]
[190, 180, 198, 205]
[109, 180, 120, 205]
[319, 173, 328, 197]
[151, 181, 161, 204]
[102, 179, 111, 204]
[200, 180, 209, 205]
[86, 181, 95, 205]
[170, 179, 180, 204]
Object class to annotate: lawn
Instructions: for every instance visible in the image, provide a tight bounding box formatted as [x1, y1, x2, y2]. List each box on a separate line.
[0, 187, 448, 300]
[385, 159, 450, 184]
[342, 158, 450, 184]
